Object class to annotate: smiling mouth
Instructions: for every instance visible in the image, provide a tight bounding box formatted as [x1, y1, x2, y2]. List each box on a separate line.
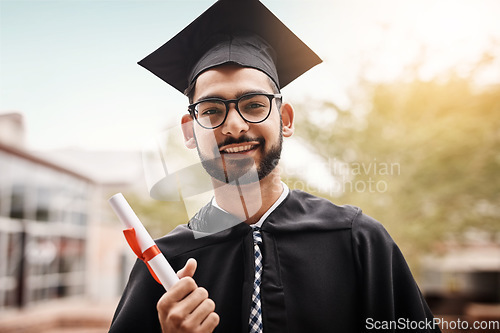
[220, 143, 259, 154]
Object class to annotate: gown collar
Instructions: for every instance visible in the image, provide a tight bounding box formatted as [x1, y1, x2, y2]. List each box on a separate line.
[211, 181, 290, 228]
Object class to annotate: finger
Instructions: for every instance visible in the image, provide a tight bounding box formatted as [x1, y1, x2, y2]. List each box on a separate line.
[182, 298, 218, 332]
[161, 286, 209, 328]
[186, 297, 216, 323]
[174, 286, 209, 316]
[160, 277, 197, 305]
[200, 312, 220, 332]
[177, 258, 197, 279]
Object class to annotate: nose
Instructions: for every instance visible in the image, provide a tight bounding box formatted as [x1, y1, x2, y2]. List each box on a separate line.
[221, 103, 249, 136]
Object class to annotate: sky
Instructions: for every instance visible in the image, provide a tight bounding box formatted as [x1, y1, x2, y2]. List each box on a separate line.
[1, 0, 499, 152]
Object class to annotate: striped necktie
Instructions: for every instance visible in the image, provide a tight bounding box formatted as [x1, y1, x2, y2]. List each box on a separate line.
[249, 227, 263, 333]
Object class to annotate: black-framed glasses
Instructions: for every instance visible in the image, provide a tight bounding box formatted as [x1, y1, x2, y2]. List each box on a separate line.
[188, 93, 282, 129]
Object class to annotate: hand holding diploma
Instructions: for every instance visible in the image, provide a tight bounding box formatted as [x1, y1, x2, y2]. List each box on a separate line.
[109, 193, 219, 332]
[157, 259, 220, 333]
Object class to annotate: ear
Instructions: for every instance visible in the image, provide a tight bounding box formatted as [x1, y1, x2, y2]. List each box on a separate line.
[181, 114, 197, 149]
[280, 102, 295, 138]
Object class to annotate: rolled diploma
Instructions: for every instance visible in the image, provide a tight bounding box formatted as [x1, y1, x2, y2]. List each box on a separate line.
[108, 193, 179, 290]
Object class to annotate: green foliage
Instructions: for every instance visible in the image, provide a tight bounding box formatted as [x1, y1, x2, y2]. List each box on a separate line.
[292, 73, 500, 266]
[123, 192, 189, 239]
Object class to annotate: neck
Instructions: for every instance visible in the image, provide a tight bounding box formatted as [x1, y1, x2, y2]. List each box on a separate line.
[212, 168, 283, 225]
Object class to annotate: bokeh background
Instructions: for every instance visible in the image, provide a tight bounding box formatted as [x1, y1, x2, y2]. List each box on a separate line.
[1, 0, 499, 331]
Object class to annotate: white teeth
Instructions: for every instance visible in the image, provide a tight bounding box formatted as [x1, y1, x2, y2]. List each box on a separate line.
[223, 145, 254, 153]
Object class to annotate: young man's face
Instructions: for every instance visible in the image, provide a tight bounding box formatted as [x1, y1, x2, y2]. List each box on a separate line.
[182, 63, 293, 184]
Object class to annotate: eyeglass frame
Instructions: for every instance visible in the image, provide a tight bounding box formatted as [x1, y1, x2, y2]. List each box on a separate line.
[187, 92, 283, 129]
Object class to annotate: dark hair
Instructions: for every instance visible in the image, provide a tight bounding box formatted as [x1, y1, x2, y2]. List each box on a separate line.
[184, 80, 197, 104]
[270, 76, 282, 110]
[184, 72, 281, 105]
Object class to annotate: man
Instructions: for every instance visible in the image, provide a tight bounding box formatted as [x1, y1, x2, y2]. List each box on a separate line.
[110, 0, 440, 332]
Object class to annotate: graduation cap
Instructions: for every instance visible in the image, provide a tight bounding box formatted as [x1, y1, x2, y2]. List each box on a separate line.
[138, 0, 322, 94]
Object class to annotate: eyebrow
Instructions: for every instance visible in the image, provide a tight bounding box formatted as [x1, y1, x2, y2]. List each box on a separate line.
[195, 89, 272, 103]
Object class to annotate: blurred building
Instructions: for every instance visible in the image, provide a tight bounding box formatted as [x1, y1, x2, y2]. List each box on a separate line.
[421, 232, 500, 325]
[0, 113, 95, 310]
[0, 112, 144, 331]
[0, 113, 25, 149]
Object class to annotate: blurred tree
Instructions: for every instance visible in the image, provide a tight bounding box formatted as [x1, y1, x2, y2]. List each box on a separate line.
[124, 192, 189, 238]
[291, 63, 500, 268]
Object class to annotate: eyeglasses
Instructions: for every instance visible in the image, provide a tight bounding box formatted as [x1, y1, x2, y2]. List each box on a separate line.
[188, 93, 282, 129]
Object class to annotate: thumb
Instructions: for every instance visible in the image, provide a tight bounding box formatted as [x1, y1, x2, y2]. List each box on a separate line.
[177, 258, 197, 279]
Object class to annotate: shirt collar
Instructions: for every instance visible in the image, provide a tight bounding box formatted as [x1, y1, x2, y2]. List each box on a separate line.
[212, 181, 290, 228]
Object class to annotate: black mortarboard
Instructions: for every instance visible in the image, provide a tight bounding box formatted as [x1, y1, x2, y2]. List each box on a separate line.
[138, 0, 322, 94]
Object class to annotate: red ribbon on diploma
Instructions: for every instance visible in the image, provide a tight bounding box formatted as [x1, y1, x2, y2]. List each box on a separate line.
[123, 228, 162, 284]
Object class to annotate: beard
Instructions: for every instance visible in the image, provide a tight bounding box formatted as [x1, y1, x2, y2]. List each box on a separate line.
[195, 123, 283, 185]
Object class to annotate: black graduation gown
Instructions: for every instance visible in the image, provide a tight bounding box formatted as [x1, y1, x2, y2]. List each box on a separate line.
[109, 190, 440, 332]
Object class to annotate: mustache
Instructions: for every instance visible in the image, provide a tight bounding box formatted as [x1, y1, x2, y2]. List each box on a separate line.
[217, 136, 265, 150]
